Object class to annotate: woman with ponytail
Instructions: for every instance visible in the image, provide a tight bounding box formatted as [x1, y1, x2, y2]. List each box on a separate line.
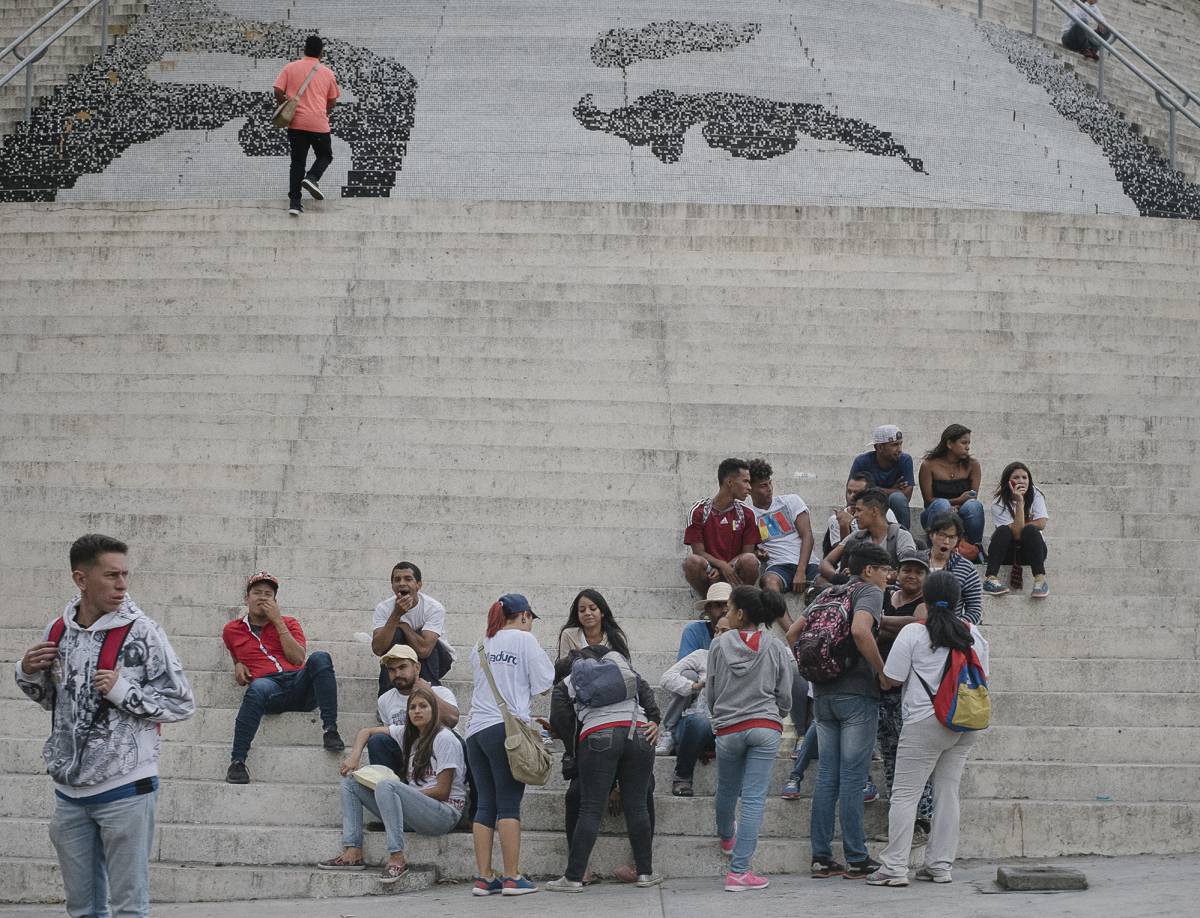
[705, 585, 793, 892]
[465, 594, 556, 896]
[868, 572, 990, 887]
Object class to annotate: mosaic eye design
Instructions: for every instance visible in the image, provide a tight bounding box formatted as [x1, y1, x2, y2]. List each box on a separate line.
[575, 21, 924, 173]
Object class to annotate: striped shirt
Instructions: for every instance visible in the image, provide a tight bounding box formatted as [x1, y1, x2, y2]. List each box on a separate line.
[929, 552, 983, 625]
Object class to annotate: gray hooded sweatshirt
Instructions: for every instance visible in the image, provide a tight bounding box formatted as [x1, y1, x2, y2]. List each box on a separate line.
[705, 625, 793, 733]
[15, 596, 195, 797]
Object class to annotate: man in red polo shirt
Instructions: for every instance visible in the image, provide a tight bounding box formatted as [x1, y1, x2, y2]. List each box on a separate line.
[222, 571, 343, 784]
[682, 458, 761, 597]
[273, 35, 340, 216]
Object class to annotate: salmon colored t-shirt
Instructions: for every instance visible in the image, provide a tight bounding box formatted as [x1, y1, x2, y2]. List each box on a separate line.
[273, 57, 340, 133]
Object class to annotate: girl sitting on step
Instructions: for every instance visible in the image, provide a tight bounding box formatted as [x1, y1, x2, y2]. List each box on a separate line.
[983, 462, 1050, 598]
[318, 687, 466, 884]
[918, 423, 985, 552]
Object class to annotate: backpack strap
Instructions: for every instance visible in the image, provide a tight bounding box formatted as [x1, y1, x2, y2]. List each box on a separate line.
[913, 650, 955, 705]
[98, 623, 134, 671]
[47, 617, 67, 645]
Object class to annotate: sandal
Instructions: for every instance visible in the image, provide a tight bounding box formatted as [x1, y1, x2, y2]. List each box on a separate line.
[672, 780, 694, 797]
[379, 861, 409, 884]
[316, 854, 366, 871]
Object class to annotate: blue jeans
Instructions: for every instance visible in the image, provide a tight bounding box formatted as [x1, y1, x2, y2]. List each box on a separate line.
[921, 498, 984, 546]
[810, 693, 879, 864]
[789, 720, 818, 782]
[672, 712, 715, 781]
[715, 727, 781, 873]
[231, 651, 338, 762]
[465, 722, 525, 828]
[50, 789, 156, 918]
[887, 491, 912, 530]
[340, 776, 460, 854]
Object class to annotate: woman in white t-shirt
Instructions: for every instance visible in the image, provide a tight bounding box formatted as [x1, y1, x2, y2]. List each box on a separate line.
[465, 593, 556, 896]
[869, 572, 990, 886]
[983, 461, 1050, 599]
[318, 687, 465, 884]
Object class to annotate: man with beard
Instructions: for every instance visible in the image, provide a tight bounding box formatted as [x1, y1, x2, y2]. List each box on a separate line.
[349, 645, 459, 774]
[371, 561, 454, 695]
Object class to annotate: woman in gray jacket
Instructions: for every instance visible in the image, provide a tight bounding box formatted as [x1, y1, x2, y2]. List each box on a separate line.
[706, 586, 793, 892]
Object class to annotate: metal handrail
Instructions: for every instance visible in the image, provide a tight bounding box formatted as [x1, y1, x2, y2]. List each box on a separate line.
[983, 1, 1200, 168]
[0, 0, 110, 125]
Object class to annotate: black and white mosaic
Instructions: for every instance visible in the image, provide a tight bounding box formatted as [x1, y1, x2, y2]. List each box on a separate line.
[590, 20, 760, 68]
[575, 90, 925, 172]
[0, 0, 416, 202]
[977, 20, 1200, 219]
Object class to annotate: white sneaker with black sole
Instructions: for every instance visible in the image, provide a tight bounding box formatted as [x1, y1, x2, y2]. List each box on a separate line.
[301, 178, 324, 200]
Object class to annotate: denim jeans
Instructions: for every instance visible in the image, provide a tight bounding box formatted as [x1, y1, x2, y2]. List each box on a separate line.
[810, 693, 879, 864]
[340, 776, 460, 854]
[715, 727, 782, 873]
[465, 722, 525, 828]
[565, 727, 655, 881]
[50, 789, 156, 918]
[887, 491, 912, 531]
[672, 712, 715, 782]
[366, 732, 404, 771]
[231, 651, 338, 762]
[921, 498, 985, 546]
[788, 720, 818, 782]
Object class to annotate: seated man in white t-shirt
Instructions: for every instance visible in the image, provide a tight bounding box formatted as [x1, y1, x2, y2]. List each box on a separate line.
[345, 645, 459, 775]
[370, 561, 454, 695]
[746, 458, 817, 596]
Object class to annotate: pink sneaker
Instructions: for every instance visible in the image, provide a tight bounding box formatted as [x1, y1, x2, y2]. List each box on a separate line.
[719, 836, 736, 855]
[724, 870, 769, 892]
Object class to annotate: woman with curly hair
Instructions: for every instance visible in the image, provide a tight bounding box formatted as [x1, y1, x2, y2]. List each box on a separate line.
[918, 424, 984, 550]
[557, 588, 631, 662]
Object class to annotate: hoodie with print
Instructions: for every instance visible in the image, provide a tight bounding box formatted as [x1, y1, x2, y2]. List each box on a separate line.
[14, 596, 195, 798]
[705, 625, 793, 734]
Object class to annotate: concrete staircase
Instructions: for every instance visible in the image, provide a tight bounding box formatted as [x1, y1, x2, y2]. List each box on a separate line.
[0, 0, 145, 138]
[922, 0, 1200, 178]
[0, 198, 1198, 902]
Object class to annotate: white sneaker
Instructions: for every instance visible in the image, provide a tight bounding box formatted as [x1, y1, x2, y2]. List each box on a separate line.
[655, 732, 675, 756]
[546, 876, 585, 893]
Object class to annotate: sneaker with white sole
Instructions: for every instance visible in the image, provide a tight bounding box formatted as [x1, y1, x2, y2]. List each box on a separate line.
[655, 731, 675, 756]
[1031, 577, 1049, 598]
[866, 869, 909, 887]
[983, 577, 1009, 595]
[546, 876, 585, 893]
[287, 202, 302, 217]
[915, 866, 952, 883]
[635, 873, 664, 888]
[501, 875, 538, 895]
[724, 870, 769, 892]
[301, 178, 325, 200]
[862, 780, 879, 803]
[781, 778, 803, 800]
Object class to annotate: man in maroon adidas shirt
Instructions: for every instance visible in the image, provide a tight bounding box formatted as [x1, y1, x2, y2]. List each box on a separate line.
[682, 457, 761, 596]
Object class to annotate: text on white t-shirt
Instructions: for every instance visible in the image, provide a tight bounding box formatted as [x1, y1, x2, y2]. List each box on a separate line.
[466, 629, 555, 737]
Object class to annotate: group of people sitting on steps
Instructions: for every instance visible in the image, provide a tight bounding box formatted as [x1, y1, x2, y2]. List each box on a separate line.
[222, 422, 1043, 894]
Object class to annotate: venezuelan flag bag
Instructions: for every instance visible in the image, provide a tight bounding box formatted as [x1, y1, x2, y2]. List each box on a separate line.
[914, 647, 990, 732]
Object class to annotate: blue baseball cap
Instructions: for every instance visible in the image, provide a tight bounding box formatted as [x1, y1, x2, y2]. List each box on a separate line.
[499, 593, 537, 618]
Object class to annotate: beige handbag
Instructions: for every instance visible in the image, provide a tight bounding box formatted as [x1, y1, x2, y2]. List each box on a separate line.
[476, 641, 552, 786]
[272, 63, 321, 129]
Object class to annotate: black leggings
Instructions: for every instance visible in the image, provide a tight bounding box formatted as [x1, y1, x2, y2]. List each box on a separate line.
[565, 727, 654, 881]
[985, 524, 1048, 577]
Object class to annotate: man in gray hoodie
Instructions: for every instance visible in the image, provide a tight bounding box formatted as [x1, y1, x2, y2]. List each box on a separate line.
[16, 533, 195, 918]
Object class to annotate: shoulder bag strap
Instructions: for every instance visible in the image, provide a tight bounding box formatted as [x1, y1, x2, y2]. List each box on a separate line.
[475, 640, 509, 713]
[294, 63, 321, 100]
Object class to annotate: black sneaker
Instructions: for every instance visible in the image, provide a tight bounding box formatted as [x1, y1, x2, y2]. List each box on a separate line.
[811, 858, 845, 878]
[301, 178, 325, 200]
[323, 729, 345, 752]
[288, 202, 303, 217]
[845, 857, 882, 879]
[226, 761, 249, 784]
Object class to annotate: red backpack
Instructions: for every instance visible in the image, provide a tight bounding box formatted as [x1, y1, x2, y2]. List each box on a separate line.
[792, 584, 861, 683]
[914, 646, 991, 732]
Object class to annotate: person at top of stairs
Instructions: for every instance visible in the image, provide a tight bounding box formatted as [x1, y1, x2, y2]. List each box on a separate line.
[849, 425, 916, 531]
[15, 533, 195, 918]
[682, 458, 762, 597]
[273, 35, 340, 216]
[222, 571, 344, 784]
[1062, 0, 1113, 61]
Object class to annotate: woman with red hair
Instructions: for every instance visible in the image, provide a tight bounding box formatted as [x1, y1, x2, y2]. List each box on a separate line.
[465, 593, 555, 896]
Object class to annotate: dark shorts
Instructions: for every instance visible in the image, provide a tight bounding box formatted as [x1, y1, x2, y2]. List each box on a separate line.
[762, 562, 819, 592]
